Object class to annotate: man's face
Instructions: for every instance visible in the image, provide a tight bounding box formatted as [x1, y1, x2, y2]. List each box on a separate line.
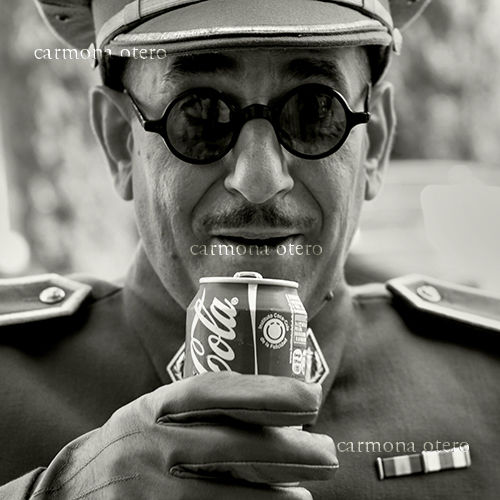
[95, 47, 393, 315]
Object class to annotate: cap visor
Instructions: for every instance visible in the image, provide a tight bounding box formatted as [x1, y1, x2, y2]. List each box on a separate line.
[106, 0, 391, 56]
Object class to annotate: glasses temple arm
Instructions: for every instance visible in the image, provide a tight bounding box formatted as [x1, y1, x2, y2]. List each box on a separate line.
[352, 83, 372, 125]
[364, 84, 372, 113]
[123, 89, 149, 129]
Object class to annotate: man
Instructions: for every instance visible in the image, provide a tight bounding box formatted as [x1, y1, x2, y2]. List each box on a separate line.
[1, 0, 499, 498]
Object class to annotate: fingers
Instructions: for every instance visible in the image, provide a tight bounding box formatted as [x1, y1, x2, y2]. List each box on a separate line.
[44, 470, 314, 500]
[132, 477, 314, 500]
[150, 372, 322, 427]
[176, 480, 314, 500]
[106, 373, 333, 490]
[157, 423, 338, 484]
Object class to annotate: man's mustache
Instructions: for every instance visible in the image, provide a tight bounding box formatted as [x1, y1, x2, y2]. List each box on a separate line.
[200, 203, 315, 231]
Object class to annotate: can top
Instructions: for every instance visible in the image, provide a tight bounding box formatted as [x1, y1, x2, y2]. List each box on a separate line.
[200, 271, 299, 288]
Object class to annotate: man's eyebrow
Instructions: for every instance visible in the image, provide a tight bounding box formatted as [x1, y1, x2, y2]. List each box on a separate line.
[163, 53, 239, 84]
[284, 58, 349, 91]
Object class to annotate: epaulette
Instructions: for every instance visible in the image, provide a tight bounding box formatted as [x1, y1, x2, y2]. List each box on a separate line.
[387, 274, 500, 333]
[350, 282, 391, 300]
[0, 274, 92, 327]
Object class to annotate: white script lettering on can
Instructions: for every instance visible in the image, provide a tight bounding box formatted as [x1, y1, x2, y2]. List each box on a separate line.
[190, 290, 238, 373]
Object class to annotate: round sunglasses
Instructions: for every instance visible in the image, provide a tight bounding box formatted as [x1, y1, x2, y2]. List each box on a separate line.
[125, 83, 371, 165]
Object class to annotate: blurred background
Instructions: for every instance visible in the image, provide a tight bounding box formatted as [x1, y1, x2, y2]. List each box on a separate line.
[0, 0, 499, 290]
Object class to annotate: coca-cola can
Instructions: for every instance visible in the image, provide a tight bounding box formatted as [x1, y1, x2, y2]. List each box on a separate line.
[184, 271, 310, 380]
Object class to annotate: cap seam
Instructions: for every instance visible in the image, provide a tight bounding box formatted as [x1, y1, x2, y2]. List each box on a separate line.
[110, 21, 388, 46]
[38, 1, 90, 7]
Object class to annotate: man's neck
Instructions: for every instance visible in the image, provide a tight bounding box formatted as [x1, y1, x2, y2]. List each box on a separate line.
[123, 244, 186, 384]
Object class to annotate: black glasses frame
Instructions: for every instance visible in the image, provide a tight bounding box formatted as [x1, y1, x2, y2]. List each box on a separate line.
[125, 83, 371, 164]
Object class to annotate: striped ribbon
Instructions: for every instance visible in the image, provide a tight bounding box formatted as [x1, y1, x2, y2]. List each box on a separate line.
[377, 446, 471, 480]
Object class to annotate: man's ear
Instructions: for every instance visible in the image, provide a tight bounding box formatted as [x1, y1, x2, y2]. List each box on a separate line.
[91, 86, 134, 201]
[363, 81, 396, 201]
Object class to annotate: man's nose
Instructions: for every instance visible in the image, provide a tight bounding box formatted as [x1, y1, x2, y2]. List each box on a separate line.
[224, 119, 294, 204]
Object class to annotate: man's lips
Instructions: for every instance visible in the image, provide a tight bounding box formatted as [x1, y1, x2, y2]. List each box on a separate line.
[210, 228, 301, 246]
[211, 228, 300, 239]
[214, 234, 300, 246]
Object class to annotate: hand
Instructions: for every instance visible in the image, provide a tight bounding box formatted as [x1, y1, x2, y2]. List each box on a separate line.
[31, 372, 337, 499]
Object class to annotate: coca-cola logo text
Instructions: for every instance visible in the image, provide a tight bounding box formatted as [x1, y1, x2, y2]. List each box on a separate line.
[190, 289, 238, 374]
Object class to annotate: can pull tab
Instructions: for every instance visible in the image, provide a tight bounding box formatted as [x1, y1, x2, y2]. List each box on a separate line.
[233, 271, 263, 279]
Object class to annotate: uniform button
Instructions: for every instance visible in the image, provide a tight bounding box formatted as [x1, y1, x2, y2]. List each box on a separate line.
[39, 286, 66, 304]
[416, 285, 442, 303]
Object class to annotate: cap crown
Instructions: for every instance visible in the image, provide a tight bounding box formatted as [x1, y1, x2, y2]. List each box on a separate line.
[35, 0, 431, 51]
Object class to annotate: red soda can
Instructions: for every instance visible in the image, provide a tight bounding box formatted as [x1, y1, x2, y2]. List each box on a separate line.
[184, 271, 310, 380]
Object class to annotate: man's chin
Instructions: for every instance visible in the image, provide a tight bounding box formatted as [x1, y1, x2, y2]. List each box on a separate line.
[189, 236, 324, 283]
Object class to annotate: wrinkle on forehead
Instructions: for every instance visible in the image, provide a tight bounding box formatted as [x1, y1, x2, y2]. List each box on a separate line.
[126, 47, 369, 103]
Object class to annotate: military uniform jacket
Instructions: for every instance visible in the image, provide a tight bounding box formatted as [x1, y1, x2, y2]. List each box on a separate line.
[0, 246, 499, 499]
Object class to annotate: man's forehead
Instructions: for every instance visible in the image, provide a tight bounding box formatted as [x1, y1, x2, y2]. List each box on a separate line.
[139, 47, 363, 92]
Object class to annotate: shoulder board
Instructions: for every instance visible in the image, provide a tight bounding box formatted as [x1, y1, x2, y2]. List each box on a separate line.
[387, 274, 500, 333]
[350, 282, 391, 300]
[0, 274, 92, 327]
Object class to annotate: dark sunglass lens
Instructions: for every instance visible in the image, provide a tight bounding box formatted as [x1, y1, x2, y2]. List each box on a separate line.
[279, 87, 347, 156]
[166, 91, 233, 162]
